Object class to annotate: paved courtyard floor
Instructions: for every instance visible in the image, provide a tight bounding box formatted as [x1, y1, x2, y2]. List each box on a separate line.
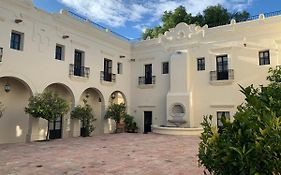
[0, 133, 204, 175]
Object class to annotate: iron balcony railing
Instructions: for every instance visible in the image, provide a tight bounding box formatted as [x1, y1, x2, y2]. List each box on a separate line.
[210, 69, 234, 81]
[100, 71, 116, 83]
[69, 64, 90, 78]
[138, 76, 156, 85]
[67, 11, 141, 42]
[208, 10, 281, 28]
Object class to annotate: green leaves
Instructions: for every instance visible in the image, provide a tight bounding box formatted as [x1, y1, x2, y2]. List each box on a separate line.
[198, 67, 281, 175]
[25, 91, 69, 122]
[142, 5, 249, 39]
[105, 103, 126, 124]
[71, 103, 96, 137]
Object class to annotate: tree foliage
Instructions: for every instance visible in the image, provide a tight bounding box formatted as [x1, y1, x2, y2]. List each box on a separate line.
[143, 5, 249, 39]
[71, 99, 96, 137]
[25, 91, 69, 140]
[124, 114, 138, 133]
[105, 103, 126, 124]
[198, 68, 281, 175]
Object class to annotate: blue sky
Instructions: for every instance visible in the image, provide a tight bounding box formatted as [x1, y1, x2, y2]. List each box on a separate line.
[33, 0, 281, 39]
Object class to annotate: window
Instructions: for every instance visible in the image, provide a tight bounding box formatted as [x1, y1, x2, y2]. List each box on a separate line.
[74, 50, 84, 76]
[216, 55, 229, 80]
[145, 64, 153, 84]
[55, 44, 64, 60]
[259, 50, 270, 65]
[197, 58, 205, 71]
[162, 62, 169, 74]
[104, 58, 113, 81]
[117, 62, 122, 74]
[10, 31, 23, 51]
[217, 111, 230, 127]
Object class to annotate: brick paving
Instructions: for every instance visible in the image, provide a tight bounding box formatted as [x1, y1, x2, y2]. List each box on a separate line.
[0, 133, 204, 175]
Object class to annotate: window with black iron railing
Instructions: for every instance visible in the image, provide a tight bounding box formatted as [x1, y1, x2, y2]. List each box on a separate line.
[69, 64, 90, 78]
[100, 71, 116, 83]
[210, 69, 234, 81]
[138, 76, 156, 85]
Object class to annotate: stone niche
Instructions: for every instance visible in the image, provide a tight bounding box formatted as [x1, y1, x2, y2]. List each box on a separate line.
[166, 51, 191, 127]
[168, 103, 187, 126]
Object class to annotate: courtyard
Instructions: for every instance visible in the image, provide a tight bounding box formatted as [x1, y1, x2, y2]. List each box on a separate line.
[0, 133, 203, 175]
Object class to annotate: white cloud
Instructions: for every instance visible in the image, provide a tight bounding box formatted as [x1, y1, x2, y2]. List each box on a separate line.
[133, 24, 149, 33]
[58, 0, 253, 27]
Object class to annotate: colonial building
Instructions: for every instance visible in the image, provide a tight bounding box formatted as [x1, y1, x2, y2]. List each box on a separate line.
[1, 0, 281, 143]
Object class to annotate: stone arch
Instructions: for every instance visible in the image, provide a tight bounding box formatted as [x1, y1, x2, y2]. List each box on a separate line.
[41, 83, 75, 140]
[77, 87, 105, 136]
[44, 83, 75, 105]
[105, 90, 127, 134]
[0, 76, 33, 144]
[108, 90, 127, 105]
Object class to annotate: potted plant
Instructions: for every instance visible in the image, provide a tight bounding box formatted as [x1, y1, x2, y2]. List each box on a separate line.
[105, 103, 126, 133]
[25, 91, 69, 140]
[71, 100, 96, 137]
[124, 114, 138, 133]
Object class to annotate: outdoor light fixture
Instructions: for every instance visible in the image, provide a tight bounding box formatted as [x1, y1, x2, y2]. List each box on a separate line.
[98, 97, 102, 102]
[62, 35, 69, 39]
[4, 83, 11, 93]
[120, 55, 125, 58]
[15, 19, 23, 24]
[111, 93, 116, 99]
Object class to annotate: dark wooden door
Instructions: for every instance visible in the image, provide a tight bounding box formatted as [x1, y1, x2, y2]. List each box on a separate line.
[216, 55, 228, 80]
[144, 111, 152, 133]
[49, 117, 62, 139]
[74, 50, 83, 76]
[104, 59, 112, 81]
[145, 64, 152, 84]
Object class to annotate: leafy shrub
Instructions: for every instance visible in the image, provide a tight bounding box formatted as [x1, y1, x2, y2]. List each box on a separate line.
[105, 103, 126, 124]
[71, 100, 96, 137]
[25, 91, 69, 140]
[198, 68, 281, 175]
[124, 114, 138, 133]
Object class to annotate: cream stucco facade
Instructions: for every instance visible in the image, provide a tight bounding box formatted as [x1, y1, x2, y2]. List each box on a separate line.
[1, 0, 281, 143]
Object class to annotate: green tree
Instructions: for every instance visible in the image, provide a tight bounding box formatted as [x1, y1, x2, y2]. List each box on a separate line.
[105, 103, 126, 133]
[71, 99, 96, 137]
[142, 5, 249, 39]
[124, 114, 138, 133]
[198, 68, 281, 175]
[202, 5, 230, 27]
[25, 91, 69, 140]
[231, 11, 250, 22]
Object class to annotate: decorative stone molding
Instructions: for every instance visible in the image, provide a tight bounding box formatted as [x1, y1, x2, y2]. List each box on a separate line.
[210, 104, 235, 108]
[162, 22, 205, 41]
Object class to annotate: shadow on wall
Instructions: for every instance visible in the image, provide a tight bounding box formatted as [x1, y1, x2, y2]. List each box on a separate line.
[0, 77, 32, 144]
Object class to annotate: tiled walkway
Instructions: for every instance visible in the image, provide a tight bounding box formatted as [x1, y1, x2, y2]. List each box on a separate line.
[0, 133, 204, 175]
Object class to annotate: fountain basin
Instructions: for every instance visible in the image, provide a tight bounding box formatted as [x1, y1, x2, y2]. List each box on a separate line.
[152, 125, 203, 136]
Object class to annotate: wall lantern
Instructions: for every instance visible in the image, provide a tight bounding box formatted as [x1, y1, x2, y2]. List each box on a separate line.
[4, 83, 11, 93]
[15, 19, 23, 24]
[98, 97, 102, 102]
[62, 35, 69, 39]
[111, 93, 116, 99]
[119, 55, 125, 58]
